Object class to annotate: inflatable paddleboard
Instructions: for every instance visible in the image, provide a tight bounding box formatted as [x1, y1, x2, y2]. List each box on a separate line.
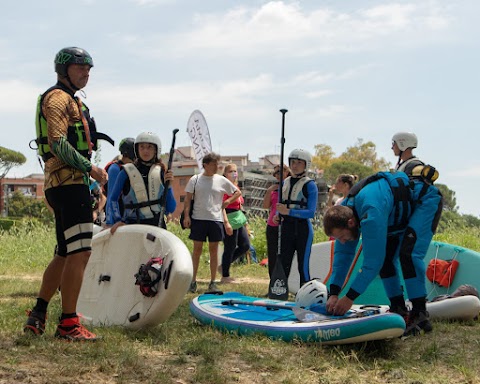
[190, 292, 405, 345]
[78, 224, 193, 329]
[93, 224, 103, 236]
[294, 240, 480, 320]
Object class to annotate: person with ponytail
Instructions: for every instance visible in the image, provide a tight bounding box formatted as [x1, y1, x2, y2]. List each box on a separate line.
[326, 174, 358, 207]
[218, 163, 250, 283]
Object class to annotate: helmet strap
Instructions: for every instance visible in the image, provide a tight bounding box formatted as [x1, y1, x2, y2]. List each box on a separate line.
[396, 151, 403, 168]
[293, 171, 306, 178]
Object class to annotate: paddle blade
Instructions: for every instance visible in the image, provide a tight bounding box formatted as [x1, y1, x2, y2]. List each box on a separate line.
[292, 307, 328, 322]
[269, 261, 289, 300]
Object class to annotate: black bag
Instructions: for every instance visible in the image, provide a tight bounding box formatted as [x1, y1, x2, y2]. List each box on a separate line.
[180, 175, 198, 230]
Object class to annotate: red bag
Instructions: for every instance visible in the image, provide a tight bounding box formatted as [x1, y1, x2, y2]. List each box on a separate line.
[426, 259, 459, 288]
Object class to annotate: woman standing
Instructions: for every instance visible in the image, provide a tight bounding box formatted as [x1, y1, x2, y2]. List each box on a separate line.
[326, 174, 358, 207]
[219, 163, 250, 283]
[262, 164, 291, 279]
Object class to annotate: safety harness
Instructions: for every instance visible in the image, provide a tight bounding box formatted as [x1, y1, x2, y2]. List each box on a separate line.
[346, 171, 413, 233]
[30, 81, 114, 164]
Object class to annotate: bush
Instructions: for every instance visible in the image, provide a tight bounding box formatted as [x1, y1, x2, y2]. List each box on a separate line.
[0, 218, 16, 231]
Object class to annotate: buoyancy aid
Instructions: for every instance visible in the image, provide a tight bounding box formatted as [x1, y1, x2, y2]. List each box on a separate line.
[32, 82, 114, 162]
[346, 171, 413, 233]
[282, 176, 313, 210]
[396, 156, 424, 175]
[123, 163, 163, 219]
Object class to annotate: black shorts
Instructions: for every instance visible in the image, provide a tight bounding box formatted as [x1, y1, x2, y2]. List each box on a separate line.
[45, 184, 93, 257]
[189, 219, 224, 242]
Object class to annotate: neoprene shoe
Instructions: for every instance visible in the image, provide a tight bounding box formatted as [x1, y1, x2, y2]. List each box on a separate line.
[403, 311, 432, 337]
[24, 310, 46, 335]
[55, 317, 98, 342]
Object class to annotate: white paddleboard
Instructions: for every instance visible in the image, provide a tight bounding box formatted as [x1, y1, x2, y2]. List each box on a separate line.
[78, 224, 193, 329]
[288, 241, 334, 293]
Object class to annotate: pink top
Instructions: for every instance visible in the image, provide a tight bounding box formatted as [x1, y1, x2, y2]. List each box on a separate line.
[223, 193, 244, 210]
[267, 190, 279, 227]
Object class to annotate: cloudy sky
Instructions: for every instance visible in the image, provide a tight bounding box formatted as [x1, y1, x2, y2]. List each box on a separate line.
[1, 0, 479, 215]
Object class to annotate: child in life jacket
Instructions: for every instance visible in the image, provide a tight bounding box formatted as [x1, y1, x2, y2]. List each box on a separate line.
[106, 131, 176, 232]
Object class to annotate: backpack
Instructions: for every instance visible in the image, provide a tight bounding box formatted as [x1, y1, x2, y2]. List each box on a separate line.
[346, 171, 413, 233]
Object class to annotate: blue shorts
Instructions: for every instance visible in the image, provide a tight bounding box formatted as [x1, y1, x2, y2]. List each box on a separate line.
[189, 219, 224, 242]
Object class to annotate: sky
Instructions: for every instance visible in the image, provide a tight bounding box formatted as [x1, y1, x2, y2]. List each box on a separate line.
[1, 0, 479, 216]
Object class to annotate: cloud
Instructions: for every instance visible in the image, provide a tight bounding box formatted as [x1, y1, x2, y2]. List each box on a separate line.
[445, 165, 480, 178]
[0, 80, 40, 113]
[90, 68, 356, 120]
[131, 1, 452, 59]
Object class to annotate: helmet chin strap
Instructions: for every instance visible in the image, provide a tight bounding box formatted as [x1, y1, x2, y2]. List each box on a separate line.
[396, 151, 404, 168]
[293, 171, 306, 177]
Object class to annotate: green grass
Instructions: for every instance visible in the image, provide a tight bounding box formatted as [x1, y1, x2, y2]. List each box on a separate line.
[0, 220, 479, 383]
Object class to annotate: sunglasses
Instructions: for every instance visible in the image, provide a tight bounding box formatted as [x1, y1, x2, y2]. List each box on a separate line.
[273, 170, 280, 176]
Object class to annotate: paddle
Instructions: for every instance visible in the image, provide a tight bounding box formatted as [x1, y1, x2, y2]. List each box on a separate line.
[268, 109, 289, 300]
[221, 299, 327, 322]
[222, 300, 382, 323]
[159, 128, 179, 229]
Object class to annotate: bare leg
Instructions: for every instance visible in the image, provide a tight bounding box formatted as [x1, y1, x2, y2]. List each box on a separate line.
[191, 240, 203, 281]
[209, 242, 219, 282]
[38, 255, 65, 302]
[59, 250, 91, 314]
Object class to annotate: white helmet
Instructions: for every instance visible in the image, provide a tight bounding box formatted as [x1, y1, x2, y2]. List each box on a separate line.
[288, 149, 312, 171]
[134, 131, 162, 160]
[392, 132, 417, 151]
[295, 279, 328, 308]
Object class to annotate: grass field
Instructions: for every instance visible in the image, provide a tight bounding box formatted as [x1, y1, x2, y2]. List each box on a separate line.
[0, 219, 479, 384]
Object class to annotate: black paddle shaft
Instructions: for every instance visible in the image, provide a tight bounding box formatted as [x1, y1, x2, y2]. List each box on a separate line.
[268, 109, 289, 300]
[159, 129, 180, 228]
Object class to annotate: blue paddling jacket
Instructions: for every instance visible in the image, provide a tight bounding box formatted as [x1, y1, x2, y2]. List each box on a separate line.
[329, 172, 412, 300]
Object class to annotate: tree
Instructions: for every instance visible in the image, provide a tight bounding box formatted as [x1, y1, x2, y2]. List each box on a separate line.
[436, 183, 458, 212]
[0, 146, 26, 179]
[312, 144, 335, 171]
[6, 191, 53, 223]
[339, 138, 390, 172]
[322, 161, 373, 185]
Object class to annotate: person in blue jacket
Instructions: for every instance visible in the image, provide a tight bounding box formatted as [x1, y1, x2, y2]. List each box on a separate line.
[275, 149, 318, 287]
[104, 137, 136, 220]
[391, 132, 443, 336]
[323, 172, 413, 318]
[106, 131, 176, 232]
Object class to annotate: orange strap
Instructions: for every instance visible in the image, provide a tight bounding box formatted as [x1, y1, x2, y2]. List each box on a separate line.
[76, 98, 93, 154]
[342, 244, 363, 289]
[322, 240, 335, 284]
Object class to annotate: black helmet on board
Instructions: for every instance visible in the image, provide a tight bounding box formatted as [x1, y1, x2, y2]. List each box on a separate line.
[54, 47, 94, 77]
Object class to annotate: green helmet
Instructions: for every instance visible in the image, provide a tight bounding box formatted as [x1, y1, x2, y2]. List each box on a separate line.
[54, 47, 94, 77]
